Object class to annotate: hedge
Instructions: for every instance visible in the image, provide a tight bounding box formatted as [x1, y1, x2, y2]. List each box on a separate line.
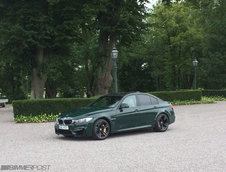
[149, 90, 202, 101]
[202, 89, 226, 97]
[13, 98, 96, 117]
[13, 90, 202, 117]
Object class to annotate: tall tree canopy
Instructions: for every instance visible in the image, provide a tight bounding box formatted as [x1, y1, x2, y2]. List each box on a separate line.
[0, 0, 225, 100]
[0, 0, 85, 98]
[85, 0, 148, 96]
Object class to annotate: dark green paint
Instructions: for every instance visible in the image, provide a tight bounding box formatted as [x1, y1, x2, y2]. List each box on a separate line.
[55, 92, 175, 138]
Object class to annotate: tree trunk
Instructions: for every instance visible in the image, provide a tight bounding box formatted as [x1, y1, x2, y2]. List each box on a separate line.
[94, 34, 117, 95]
[45, 81, 57, 98]
[31, 48, 48, 99]
[85, 57, 94, 98]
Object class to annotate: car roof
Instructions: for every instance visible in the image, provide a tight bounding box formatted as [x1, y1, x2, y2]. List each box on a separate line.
[106, 92, 146, 97]
[105, 92, 160, 100]
[105, 92, 130, 97]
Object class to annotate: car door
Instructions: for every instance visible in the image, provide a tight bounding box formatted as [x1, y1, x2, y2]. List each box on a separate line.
[113, 95, 139, 131]
[136, 94, 159, 126]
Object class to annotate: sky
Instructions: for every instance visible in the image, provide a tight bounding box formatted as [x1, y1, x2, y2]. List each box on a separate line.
[145, 0, 158, 9]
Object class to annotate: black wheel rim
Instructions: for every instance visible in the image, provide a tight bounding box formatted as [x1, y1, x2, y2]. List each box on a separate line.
[158, 115, 169, 131]
[95, 121, 110, 139]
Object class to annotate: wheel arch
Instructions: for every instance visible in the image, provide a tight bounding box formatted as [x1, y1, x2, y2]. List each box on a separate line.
[94, 117, 112, 132]
[155, 111, 170, 122]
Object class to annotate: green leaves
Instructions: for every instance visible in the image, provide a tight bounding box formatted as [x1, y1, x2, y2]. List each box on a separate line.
[197, 0, 226, 88]
[146, 2, 203, 90]
[14, 113, 60, 123]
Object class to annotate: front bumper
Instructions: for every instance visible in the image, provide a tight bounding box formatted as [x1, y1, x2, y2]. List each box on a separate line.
[55, 123, 92, 137]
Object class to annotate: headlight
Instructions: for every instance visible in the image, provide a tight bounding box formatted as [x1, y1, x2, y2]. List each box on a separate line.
[72, 117, 93, 124]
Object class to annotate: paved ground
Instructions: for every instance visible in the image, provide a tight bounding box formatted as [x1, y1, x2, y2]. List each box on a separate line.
[0, 102, 226, 172]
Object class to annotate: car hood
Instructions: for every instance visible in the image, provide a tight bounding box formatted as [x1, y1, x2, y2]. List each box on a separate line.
[58, 106, 113, 119]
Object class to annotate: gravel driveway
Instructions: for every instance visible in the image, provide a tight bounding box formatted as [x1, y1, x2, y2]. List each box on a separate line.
[0, 102, 226, 172]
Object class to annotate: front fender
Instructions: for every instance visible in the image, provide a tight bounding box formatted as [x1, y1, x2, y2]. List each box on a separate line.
[86, 116, 113, 137]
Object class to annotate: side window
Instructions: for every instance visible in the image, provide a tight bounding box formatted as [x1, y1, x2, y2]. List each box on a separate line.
[122, 95, 137, 107]
[150, 96, 158, 105]
[137, 95, 151, 106]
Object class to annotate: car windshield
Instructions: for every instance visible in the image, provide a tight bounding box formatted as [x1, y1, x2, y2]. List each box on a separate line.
[89, 96, 123, 108]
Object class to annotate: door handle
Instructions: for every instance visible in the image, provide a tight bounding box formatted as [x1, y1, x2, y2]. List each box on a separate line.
[134, 109, 139, 112]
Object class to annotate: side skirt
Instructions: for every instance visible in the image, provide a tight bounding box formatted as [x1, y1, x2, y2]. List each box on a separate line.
[112, 124, 153, 133]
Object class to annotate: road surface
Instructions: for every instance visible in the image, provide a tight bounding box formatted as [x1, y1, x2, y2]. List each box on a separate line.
[0, 102, 226, 172]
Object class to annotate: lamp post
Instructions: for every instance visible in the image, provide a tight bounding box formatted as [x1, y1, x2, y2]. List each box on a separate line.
[111, 45, 119, 93]
[192, 59, 198, 89]
[25, 76, 28, 99]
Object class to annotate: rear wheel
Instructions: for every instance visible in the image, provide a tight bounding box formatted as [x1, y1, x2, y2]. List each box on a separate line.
[92, 119, 110, 140]
[154, 114, 169, 132]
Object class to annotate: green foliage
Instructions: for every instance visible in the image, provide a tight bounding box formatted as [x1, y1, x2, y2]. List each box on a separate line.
[71, 35, 99, 97]
[1, 0, 226, 100]
[13, 90, 201, 119]
[208, 96, 226, 101]
[202, 90, 226, 97]
[13, 98, 96, 117]
[119, 2, 204, 92]
[198, 0, 226, 88]
[45, 52, 86, 98]
[150, 90, 202, 101]
[119, 0, 225, 92]
[0, 62, 26, 101]
[0, 0, 86, 99]
[81, 0, 148, 95]
[14, 94, 219, 123]
[14, 113, 59, 123]
[172, 96, 214, 105]
[118, 40, 155, 92]
[147, 2, 203, 90]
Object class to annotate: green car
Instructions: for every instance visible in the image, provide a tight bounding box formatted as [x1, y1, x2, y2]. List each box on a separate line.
[55, 92, 175, 140]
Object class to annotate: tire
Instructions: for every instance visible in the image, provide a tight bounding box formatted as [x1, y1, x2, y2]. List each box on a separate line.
[154, 114, 169, 132]
[92, 119, 110, 140]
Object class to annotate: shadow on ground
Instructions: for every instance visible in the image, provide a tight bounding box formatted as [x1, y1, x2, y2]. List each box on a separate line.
[53, 127, 165, 142]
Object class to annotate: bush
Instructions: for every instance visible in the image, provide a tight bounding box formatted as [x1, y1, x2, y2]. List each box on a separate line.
[149, 90, 202, 101]
[13, 98, 96, 118]
[15, 113, 59, 123]
[13, 90, 202, 119]
[202, 89, 226, 97]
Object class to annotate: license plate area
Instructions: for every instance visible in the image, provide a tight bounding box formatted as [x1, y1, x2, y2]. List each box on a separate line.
[59, 125, 69, 130]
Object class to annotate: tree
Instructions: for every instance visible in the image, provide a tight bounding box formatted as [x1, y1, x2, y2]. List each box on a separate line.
[0, 60, 26, 101]
[88, 0, 148, 95]
[145, 2, 203, 90]
[45, 47, 86, 98]
[118, 39, 156, 92]
[0, 0, 84, 99]
[117, 1, 204, 92]
[197, 0, 226, 88]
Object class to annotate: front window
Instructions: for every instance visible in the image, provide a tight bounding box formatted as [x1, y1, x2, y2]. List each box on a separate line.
[89, 96, 123, 108]
[122, 95, 137, 107]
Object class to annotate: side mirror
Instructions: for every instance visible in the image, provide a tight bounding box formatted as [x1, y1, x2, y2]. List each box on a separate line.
[119, 103, 129, 109]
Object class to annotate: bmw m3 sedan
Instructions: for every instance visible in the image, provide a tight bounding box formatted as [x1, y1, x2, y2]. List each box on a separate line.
[55, 92, 175, 140]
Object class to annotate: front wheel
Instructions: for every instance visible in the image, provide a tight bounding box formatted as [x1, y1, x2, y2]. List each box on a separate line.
[92, 119, 110, 140]
[154, 114, 169, 132]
